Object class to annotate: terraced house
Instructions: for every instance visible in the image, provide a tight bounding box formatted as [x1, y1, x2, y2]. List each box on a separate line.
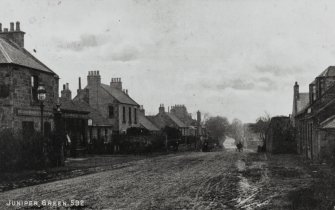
[292, 66, 335, 161]
[0, 21, 59, 135]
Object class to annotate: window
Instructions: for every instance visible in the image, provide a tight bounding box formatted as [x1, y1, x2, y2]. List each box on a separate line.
[108, 105, 114, 118]
[44, 121, 51, 137]
[31, 75, 39, 102]
[22, 121, 34, 137]
[122, 106, 126, 123]
[134, 108, 137, 124]
[129, 107, 132, 124]
[0, 85, 9, 98]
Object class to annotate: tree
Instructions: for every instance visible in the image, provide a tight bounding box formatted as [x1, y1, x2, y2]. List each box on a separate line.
[204, 116, 230, 141]
[250, 113, 271, 143]
[229, 118, 244, 144]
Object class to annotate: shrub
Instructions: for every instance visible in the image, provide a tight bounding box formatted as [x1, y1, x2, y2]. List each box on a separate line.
[0, 129, 63, 172]
[0, 129, 21, 171]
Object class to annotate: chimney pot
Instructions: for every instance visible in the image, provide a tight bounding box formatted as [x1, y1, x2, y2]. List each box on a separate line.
[10, 22, 14, 31]
[78, 77, 82, 90]
[16, 21, 20, 31]
[63, 84, 65, 90]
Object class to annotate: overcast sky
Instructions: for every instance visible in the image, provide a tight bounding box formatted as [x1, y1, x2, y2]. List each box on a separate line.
[2, 0, 335, 123]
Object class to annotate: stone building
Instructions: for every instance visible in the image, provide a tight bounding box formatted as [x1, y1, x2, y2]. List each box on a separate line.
[73, 71, 140, 134]
[0, 21, 59, 135]
[147, 104, 190, 136]
[293, 66, 335, 161]
[170, 105, 195, 126]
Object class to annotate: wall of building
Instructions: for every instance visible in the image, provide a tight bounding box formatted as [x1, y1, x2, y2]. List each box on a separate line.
[0, 64, 58, 133]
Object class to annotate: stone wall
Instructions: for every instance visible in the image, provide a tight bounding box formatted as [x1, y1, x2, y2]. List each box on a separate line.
[0, 64, 58, 132]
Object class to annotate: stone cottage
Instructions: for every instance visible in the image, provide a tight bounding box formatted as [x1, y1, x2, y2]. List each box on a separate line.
[293, 66, 335, 161]
[0, 21, 59, 135]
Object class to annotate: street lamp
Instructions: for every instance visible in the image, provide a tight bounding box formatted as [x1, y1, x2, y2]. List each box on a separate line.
[37, 83, 46, 134]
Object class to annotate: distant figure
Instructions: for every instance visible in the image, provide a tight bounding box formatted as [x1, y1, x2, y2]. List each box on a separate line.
[236, 142, 243, 152]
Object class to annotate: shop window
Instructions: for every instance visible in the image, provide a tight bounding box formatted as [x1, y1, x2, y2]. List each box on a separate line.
[22, 121, 35, 137]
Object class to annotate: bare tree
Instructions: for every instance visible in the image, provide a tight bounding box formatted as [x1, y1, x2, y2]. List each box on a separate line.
[229, 118, 244, 144]
[250, 113, 271, 143]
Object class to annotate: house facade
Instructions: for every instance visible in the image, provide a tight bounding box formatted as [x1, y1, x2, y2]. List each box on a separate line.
[0, 21, 59, 136]
[73, 71, 140, 134]
[293, 66, 335, 161]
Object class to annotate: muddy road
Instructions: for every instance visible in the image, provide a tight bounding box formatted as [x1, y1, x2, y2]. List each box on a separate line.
[0, 150, 313, 209]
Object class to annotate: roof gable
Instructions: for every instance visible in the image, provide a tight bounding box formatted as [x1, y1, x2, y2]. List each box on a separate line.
[100, 83, 139, 106]
[297, 93, 309, 113]
[138, 114, 160, 131]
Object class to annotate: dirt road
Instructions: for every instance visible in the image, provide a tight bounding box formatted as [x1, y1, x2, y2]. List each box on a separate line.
[0, 150, 314, 209]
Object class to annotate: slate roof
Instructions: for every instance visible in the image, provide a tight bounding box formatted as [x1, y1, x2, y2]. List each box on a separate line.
[318, 66, 335, 77]
[138, 114, 160, 131]
[167, 113, 187, 128]
[296, 93, 309, 113]
[320, 115, 335, 129]
[146, 112, 187, 129]
[60, 99, 90, 113]
[101, 84, 139, 106]
[0, 37, 57, 76]
[60, 99, 112, 126]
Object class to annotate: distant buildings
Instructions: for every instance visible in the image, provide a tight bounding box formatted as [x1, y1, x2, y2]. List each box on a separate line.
[147, 104, 202, 137]
[292, 66, 335, 161]
[0, 21, 205, 156]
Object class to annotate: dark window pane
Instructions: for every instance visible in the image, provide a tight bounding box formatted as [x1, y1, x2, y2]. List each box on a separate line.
[122, 106, 126, 123]
[108, 105, 114, 118]
[0, 85, 9, 98]
[22, 121, 35, 137]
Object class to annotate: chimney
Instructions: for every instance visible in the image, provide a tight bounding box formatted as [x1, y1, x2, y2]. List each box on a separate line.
[139, 105, 145, 115]
[61, 83, 72, 101]
[125, 89, 128, 95]
[0, 21, 25, 48]
[159, 104, 165, 114]
[87, 70, 101, 87]
[10, 22, 14, 31]
[78, 77, 82, 90]
[15, 21, 20, 31]
[294, 81, 299, 100]
[197, 110, 201, 124]
[110, 77, 122, 90]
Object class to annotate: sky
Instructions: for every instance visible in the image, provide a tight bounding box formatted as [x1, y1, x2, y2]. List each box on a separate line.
[2, 0, 335, 123]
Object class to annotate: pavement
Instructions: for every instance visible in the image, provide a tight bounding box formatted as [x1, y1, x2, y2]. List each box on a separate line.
[0, 150, 319, 209]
